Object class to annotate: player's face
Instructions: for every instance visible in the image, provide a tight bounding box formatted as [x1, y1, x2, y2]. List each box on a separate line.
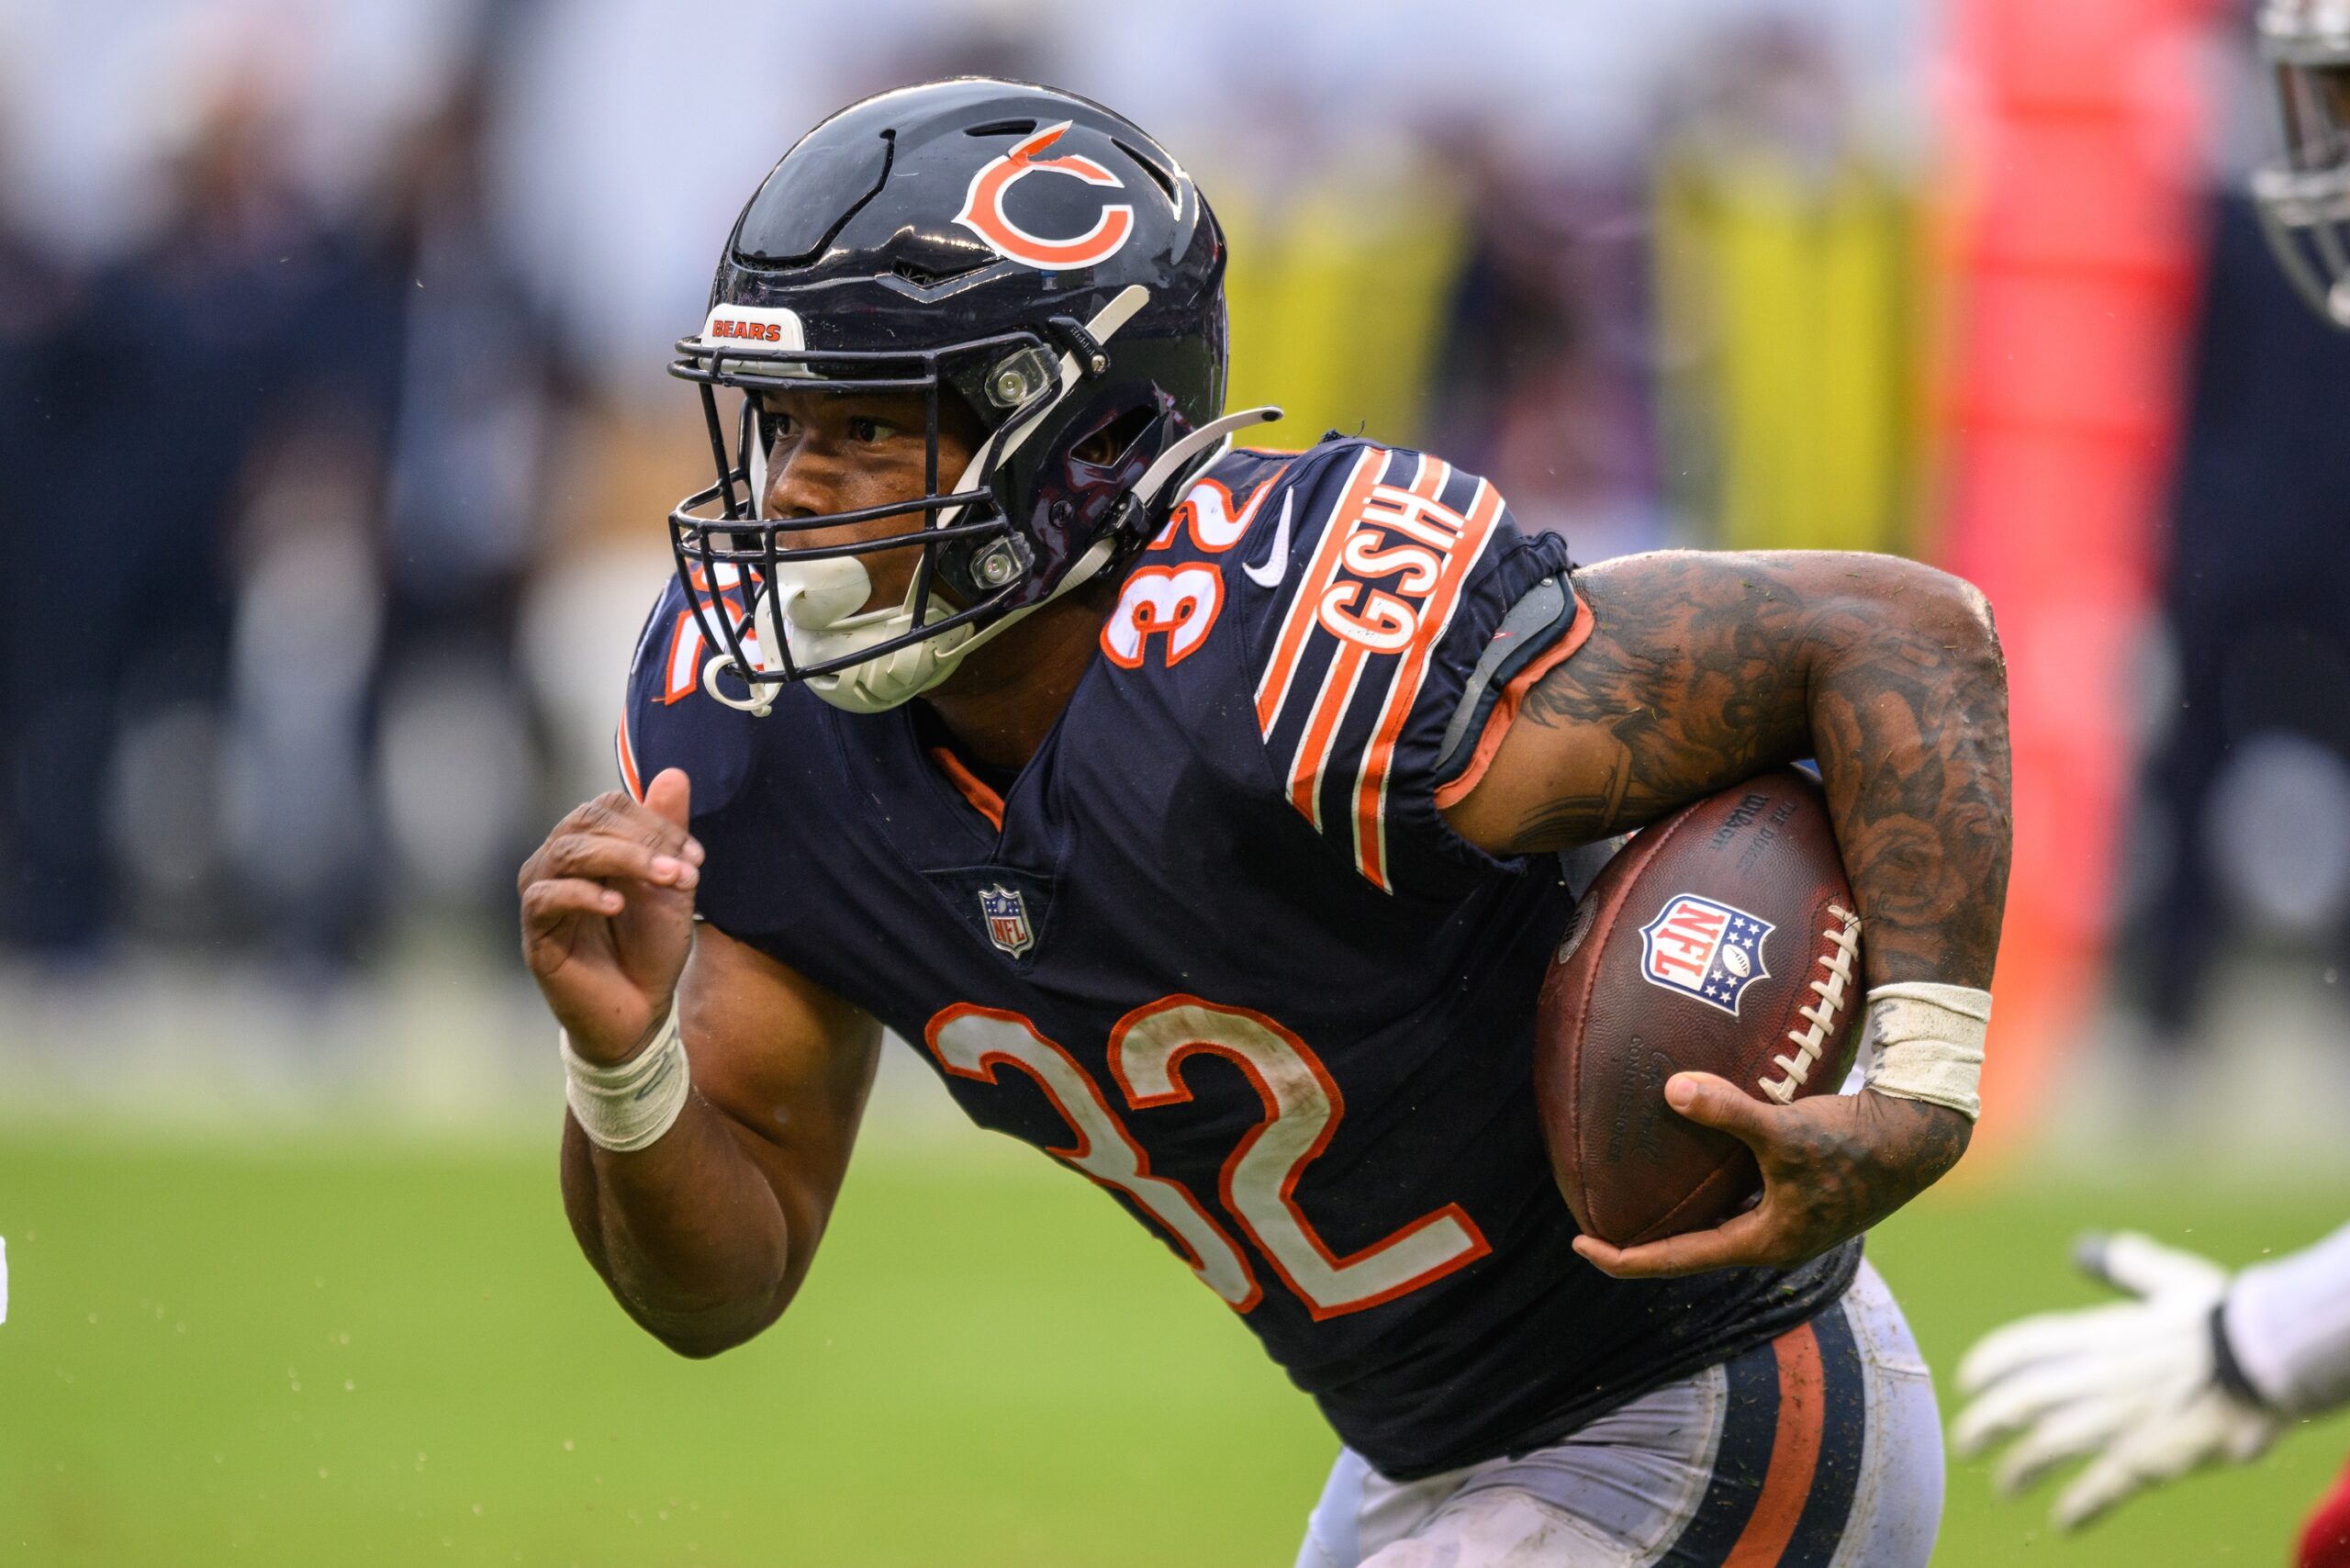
[755, 387, 983, 612]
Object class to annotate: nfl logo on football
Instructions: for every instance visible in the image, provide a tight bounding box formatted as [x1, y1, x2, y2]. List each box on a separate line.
[978, 885, 1035, 958]
[1637, 893, 1774, 1016]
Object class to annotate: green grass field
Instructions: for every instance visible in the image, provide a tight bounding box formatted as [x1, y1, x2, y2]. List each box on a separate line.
[2, 1126, 2344, 1566]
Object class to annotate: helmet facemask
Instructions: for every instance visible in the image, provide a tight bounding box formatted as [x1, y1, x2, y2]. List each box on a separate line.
[2256, 0, 2350, 325]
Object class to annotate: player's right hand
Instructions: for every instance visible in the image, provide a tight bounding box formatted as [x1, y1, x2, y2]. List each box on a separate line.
[519, 767, 703, 1066]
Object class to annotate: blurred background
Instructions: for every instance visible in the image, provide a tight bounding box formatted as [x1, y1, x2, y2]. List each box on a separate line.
[3, 0, 2347, 1563]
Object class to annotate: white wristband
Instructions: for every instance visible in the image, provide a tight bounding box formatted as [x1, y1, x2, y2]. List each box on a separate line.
[562, 1001, 691, 1152]
[1859, 981, 1991, 1122]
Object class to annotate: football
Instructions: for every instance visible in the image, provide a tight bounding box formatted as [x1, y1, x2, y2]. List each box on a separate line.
[1535, 769, 1864, 1249]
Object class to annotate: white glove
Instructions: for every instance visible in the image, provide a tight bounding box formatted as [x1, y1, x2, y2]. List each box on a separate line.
[1951, 1231, 2279, 1531]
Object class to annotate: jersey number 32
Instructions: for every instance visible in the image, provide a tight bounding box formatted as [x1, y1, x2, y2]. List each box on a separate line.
[926, 996, 1490, 1320]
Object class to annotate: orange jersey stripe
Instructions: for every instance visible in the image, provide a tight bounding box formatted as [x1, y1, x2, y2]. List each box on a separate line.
[615, 708, 646, 803]
[1284, 455, 1448, 836]
[1254, 447, 1385, 735]
[927, 746, 1006, 833]
[1350, 473, 1502, 888]
[1348, 456, 1460, 885]
[1722, 1322, 1829, 1568]
[1285, 640, 1371, 829]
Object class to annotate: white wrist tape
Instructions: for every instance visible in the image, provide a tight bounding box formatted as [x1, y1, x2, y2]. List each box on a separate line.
[562, 1000, 691, 1153]
[1860, 981, 1991, 1121]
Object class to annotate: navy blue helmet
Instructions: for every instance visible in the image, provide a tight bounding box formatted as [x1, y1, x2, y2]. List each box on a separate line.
[668, 78, 1269, 713]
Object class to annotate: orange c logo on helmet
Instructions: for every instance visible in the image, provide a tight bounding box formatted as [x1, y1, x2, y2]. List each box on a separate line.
[954, 121, 1136, 273]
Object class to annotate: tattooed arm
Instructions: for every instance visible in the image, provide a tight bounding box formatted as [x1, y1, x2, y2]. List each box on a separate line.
[1443, 548, 2011, 1278]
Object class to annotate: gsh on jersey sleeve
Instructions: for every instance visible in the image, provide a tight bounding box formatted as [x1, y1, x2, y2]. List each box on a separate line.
[1223, 441, 1583, 897]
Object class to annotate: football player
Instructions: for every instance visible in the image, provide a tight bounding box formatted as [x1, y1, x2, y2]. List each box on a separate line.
[1953, 6, 2350, 1563]
[520, 80, 2010, 1566]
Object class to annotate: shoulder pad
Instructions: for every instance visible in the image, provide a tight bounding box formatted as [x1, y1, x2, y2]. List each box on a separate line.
[617, 575, 760, 816]
[1227, 439, 1580, 892]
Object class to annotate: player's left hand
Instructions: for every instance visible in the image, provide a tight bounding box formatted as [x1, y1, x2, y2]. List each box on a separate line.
[1570, 1072, 1969, 1279]
[1950, 1231, 2279, 1531]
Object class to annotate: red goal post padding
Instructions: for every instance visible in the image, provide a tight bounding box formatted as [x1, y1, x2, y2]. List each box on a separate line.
[1936, 0, 2213, 1148]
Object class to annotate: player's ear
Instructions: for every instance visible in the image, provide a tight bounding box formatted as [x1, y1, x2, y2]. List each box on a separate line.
[1071, 406, 1155, 469]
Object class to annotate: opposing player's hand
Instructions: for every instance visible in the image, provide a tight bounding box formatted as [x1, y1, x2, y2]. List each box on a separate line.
[1570, 1073, 1969, 1280]
[1950, 1232, 2278, 1531]
[519, 767, 703, 1065]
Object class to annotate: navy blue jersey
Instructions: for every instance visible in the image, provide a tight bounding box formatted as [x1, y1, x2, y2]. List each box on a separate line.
[621, 437, 1858, 1480]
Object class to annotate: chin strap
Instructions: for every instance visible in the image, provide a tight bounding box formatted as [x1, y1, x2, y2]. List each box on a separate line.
[1107, 407, 1284, 548]
[1140, 408, 1284, 506]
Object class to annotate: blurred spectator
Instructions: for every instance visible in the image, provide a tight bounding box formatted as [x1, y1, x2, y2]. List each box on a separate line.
[360, 50, 575, 943]
[2116, 187, 2350, 1060]
[4, 71, 345, 958]
[218, 33, 578, 969]
[1425, 135, 1661, 562]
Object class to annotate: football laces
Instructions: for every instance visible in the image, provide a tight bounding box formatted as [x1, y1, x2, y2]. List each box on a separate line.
[1761, 904, 1862, 1103]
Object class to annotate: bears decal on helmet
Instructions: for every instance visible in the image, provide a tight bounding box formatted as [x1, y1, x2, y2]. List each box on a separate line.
[955, 122, 1137, 273]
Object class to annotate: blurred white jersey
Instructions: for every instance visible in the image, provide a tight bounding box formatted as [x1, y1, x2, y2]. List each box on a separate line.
[2226, 1222, 2350, 1416]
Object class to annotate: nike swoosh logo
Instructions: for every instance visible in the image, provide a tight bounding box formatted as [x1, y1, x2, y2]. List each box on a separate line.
[1243, 492, 1293, 588]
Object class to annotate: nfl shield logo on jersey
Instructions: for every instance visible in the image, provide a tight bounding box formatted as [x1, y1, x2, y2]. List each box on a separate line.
[1637, 893, 1774, 1016]
[978, 885, 1035, 958]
